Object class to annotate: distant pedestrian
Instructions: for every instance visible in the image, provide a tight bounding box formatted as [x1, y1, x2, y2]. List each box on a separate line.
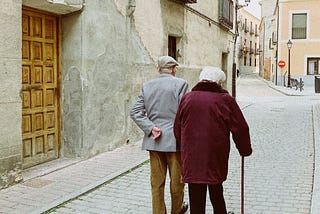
[237, 69, 240, 77]
[130, 56, 189, 214]
[174, 66, 252, 214]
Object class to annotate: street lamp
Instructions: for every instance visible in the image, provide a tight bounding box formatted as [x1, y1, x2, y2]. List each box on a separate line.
[232, 0, 250, 98]
[287, 39, 293, 87]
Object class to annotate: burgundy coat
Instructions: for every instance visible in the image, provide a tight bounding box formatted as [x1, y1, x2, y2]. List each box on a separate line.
[174, 81, 252, 184]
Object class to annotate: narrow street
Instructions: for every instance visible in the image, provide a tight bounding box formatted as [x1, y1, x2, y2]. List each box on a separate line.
[49, 71, 319, 214]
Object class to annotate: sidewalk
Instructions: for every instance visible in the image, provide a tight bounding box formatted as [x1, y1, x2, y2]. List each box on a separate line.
[254, 77, 320, 214]
[266, 80, 318, 96]
[0, 79, 320, 214]
[0, 141, 149, 214]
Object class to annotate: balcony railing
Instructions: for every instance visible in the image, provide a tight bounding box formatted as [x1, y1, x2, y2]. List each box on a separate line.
[242, 46, 248, 55]
[244, 25, 249, 33]
[255, 48, 260, 55]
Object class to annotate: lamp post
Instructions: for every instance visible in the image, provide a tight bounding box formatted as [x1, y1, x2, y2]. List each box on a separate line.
[232, 0, 250, 98]
[287, 39, 292, 87]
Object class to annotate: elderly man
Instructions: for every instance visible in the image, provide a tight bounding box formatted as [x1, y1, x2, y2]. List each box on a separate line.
[174, 67, 252, 214]
[130, 56, 189, 214]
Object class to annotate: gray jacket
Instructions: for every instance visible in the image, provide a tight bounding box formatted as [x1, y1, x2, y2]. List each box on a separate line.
[130, 73, 188, 152]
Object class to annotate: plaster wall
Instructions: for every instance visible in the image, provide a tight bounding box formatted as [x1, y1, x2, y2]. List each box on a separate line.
[61, 0, 234, 158]
[61, 0, 157, 158]
[134, 0, 233, 88]
[0, 0, 23, 189]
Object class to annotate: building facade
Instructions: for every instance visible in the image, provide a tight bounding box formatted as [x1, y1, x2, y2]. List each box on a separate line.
[237, 8, 260, 73]
[276, 0, 320, 86]
[0, 0, 237, 189]
[258, 0, 277, 81]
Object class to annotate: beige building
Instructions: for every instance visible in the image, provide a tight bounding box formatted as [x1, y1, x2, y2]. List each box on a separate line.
[0, 0, 236, 189]
[259, 0, 277, 82]
[237, 8, 260, 73]
[276, 0, 320, 86]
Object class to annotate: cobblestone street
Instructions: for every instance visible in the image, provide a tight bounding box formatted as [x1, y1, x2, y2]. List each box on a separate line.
[47, 71, 320, 214]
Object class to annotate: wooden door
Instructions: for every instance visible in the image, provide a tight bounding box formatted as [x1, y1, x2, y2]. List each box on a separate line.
[22, 8, 60, 168]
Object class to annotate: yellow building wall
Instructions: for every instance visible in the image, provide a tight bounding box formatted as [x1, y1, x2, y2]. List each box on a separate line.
[279, 0, 320, 76]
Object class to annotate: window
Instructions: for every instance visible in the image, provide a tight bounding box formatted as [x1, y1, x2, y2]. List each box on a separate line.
[292, 13, 307, 39]
[243, 39, 247, 54]
[219, 0, 234, 29]
[244, 18, 248, 33]
[255, 24, 258, 36]
[168, 36, 177, 60]
[250, 22, 254, 34]
[307, 58, 320, 75]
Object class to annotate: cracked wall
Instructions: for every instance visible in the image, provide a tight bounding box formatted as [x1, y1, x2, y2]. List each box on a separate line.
[61, 0, 155, 158]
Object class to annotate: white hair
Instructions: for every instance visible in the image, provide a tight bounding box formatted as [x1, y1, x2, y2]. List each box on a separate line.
[199, 66, 226, 83]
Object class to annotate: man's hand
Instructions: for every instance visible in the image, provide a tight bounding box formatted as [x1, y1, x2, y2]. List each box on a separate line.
[151, 127, 161, 140]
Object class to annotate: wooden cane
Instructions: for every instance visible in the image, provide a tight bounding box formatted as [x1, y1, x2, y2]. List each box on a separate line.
[241, 156, 244, 214]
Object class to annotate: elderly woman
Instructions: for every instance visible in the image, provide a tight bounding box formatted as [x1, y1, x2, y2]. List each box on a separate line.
[173, 66, 252, 214]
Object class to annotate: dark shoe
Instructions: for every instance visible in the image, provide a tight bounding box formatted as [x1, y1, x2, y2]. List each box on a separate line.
[179, 202, 189, 214]
[227, 212, 234, 214]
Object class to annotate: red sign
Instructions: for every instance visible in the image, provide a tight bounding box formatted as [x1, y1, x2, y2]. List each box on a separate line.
[278, 60, 286, 68]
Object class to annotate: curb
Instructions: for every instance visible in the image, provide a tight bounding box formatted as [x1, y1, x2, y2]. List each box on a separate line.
[33, 157, 149, 214]
[311, 104, 320, 214]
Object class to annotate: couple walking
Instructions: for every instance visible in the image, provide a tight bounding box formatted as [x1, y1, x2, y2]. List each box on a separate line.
[130, 56, 252, 214]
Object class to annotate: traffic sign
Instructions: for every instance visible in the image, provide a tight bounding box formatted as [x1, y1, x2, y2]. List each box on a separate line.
[278, 60, 286, 68]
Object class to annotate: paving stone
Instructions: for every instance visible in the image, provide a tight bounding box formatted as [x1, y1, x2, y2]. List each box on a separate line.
[1, 71, 319, 214]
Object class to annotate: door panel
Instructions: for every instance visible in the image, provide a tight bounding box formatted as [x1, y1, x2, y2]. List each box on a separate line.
[22, 8, 59, 168]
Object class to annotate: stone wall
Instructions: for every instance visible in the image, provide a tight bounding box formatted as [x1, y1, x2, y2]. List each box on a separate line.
[0, 0, 23, 189]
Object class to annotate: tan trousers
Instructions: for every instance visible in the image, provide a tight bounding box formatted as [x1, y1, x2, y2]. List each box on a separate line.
[149, 151, 185, 214]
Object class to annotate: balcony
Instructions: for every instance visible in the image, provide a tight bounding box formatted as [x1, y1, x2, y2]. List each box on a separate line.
[255, 48, 260, 55]
[244, 26, 249, 33]
[242, 46, 248, 55]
